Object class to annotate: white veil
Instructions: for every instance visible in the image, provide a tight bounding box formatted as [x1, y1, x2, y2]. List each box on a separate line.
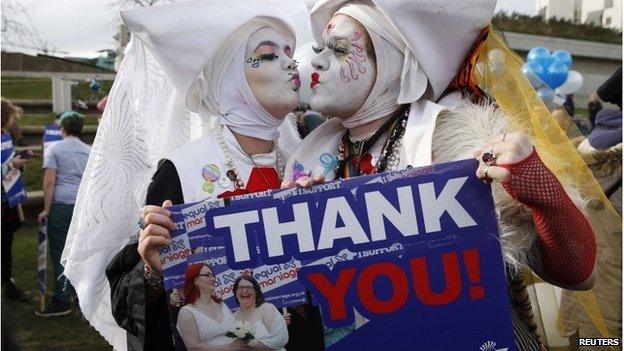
[60, 37, 194, 350]
[60, 1, 312, 349]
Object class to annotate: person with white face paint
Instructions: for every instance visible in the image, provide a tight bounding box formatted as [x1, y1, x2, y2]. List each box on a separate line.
[284, 1, 608, 348]
[59, 1, 307, 350]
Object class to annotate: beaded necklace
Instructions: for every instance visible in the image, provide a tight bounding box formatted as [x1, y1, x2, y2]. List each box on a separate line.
[335, 106, 409, 179]
[217, 125, 283, 189]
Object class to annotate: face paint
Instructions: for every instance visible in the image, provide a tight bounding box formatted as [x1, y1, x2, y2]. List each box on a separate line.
[309, 14, 376, 119]
[245, 27, 300, 119]
[340, 31, 367, 83]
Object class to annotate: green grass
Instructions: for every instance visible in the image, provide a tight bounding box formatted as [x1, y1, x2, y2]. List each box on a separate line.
[1, 77, 52, 100]
[2, 220, 111, 350]
[575, 107, 588, 117]
[23, 157, 43, 193]
[1, 76, 113, 101]
[19, 114, 100, 127]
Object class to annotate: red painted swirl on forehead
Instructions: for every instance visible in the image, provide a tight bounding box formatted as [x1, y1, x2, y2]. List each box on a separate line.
[326, 21, 335, 35]
[340, 31, 368, 83]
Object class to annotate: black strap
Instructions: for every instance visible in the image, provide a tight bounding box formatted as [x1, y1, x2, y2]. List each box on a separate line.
[605, 178, 622, 199]
[343, 108, 404, 165]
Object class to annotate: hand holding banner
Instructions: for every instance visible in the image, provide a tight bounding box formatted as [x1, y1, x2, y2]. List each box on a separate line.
[160, 159, 516, 350]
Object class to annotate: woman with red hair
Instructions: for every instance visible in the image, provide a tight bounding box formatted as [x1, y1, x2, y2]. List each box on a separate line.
[177, 263, 244, 350]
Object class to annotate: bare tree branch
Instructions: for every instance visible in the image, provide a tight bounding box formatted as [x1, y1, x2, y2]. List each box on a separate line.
[1, 0, 59, 54]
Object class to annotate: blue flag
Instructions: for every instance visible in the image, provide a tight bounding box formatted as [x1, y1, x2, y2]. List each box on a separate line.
[43, 124, 62, 161]
[1, 133, 27, 207]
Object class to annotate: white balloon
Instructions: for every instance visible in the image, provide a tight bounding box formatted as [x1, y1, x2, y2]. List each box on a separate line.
[557, 70, 583, 95]
[294, 42, 317, 104]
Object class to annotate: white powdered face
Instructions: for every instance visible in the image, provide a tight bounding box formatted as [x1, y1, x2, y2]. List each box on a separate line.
[244, 27, 301, 119]
[309, 14, 376, 118]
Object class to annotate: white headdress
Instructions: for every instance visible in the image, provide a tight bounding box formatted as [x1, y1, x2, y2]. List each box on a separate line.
[60, 1, 308, 349]
[307, 0, 495, 165]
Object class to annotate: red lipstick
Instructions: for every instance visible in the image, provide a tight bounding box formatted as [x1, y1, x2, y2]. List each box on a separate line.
[310, 72, 320, 89]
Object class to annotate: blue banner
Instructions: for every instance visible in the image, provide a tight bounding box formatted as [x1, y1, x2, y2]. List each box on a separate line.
[1, 133, 27, 207]
[43, 124, 62, 161]
[162, 159, 516, 350]
[162, 206, 308, 310]
[38, 218, 48, 295]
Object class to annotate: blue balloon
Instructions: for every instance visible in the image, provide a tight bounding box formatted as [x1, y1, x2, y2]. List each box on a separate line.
[522, 63, 545, 88]
[537, 86, 555, 104]
[543, 62, 569, 89]
[551, 50, 572, 69]
[527, 47, 551, 69]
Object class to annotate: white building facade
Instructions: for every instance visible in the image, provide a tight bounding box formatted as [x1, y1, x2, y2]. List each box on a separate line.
[534, 0, 621, 29]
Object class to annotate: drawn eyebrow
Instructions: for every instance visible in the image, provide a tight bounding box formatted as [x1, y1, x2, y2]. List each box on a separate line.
[254, 41, 278, 51]
[326, 35, 348, 44]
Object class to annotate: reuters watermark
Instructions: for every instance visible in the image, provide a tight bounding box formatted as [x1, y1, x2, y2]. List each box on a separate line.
[578, 338, 621, 347]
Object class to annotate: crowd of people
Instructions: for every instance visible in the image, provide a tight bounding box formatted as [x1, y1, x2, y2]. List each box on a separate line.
[1, 0, 621, 350]
[1, 98, 91, 318]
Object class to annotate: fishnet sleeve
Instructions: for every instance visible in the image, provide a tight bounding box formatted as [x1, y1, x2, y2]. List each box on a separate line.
[500, 148, 596, 285]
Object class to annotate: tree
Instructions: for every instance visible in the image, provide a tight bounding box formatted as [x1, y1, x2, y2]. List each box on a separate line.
[1, 0, 58, 54]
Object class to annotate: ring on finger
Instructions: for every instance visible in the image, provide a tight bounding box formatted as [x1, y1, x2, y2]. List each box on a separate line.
[138, 217, 147, 230]
[481, 145, 496, 166]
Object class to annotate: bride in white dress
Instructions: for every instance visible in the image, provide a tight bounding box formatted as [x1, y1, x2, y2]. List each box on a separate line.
[177, 263, 246, 351]
[233, 275, 288, 351]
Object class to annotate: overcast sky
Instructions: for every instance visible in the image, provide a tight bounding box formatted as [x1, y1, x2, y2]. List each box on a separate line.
[3, 0, 536, 58]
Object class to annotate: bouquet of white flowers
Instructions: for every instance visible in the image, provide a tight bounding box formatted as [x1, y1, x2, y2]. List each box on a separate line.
[226, 320, 256, 343]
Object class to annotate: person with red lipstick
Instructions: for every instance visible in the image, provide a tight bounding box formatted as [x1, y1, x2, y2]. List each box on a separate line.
[283, 0, 616, 348]
[61, 1, 310, 350]
[310, 72, 320, 89]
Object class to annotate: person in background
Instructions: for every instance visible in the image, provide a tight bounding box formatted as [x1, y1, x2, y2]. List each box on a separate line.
[587, 93, 603, 130]
[561, 67, 622, 346]
[588, 67, 621, 131]
[9, 123, 26, 147]
[596, 67, 621, 109]
[576, 109, 622, 214]
[36, 110, 91, 317]
[284, 291, 324, 351]
[576, 66, 622, 215]
[176, 263, 242, 350]
[97, 95, 108, 114]
[232, 275, 288, 350]
[562, 94, 575, 117]
[1, 98, 32, 301]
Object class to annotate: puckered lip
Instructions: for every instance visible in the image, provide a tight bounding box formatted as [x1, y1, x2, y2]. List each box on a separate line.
[310, 72, 320, 89]
[290, 73, 301, 87]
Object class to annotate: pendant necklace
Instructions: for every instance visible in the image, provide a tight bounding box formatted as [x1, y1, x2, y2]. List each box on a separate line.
[217, 125, 282, 189]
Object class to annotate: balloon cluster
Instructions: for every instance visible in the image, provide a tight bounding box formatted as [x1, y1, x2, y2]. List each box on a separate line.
[522, 47, 583, 108]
